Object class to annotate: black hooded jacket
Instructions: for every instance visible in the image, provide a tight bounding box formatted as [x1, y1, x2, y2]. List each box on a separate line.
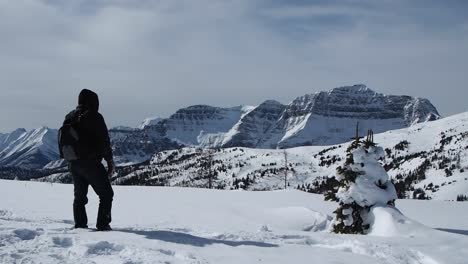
[64, 89, 113, 162]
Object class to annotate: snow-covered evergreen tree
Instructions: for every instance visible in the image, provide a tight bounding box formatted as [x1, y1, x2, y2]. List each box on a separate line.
[331, 130, 397, 234]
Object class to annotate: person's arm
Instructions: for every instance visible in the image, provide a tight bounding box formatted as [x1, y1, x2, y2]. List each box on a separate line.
[96, 113, 115, 177]
[96, 113, 113, 160]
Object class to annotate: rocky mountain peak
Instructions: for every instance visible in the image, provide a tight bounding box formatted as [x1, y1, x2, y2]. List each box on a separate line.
[328, 84, 374, 95]
[169, 105, 239, 122]
[284, 84, 439, 121]
[259, 100, 284, 106]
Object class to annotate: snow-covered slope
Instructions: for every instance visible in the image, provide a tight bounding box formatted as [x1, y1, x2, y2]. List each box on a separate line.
[0, 128, 27, 150]
[0, 180, 467, 264]
[139, 116, 162, 129]
[0, 127, 59, 169]
[105, 111, 468, 201]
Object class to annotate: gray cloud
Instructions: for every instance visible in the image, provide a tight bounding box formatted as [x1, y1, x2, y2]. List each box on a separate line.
[0, 0, 467, 131]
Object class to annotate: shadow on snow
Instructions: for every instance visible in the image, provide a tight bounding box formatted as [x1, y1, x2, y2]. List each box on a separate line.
[115, 229, 278, 248]
[436, 228, 468, 236]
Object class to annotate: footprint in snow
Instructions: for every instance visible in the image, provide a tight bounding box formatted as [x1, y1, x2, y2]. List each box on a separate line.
[52, 237, 74, 248]
[86, 241, 125, 255]
[157, 249, 176, 256]
[13, 228, 41, 240]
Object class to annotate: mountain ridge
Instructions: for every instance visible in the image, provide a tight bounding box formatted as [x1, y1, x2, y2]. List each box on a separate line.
[111, 84, 440, 163]
[0, 84, 440, 169]
[0, 127, 58, 169]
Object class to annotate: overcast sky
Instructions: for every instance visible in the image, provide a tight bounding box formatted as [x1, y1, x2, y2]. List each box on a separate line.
[0, 0, 467, 132]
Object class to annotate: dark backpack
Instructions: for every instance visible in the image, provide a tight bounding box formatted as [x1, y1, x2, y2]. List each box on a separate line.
[58, 111, 87, 161]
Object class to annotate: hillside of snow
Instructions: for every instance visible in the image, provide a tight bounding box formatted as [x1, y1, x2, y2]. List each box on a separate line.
[105, 111, 468, 201]
[0, 180, 467, 264]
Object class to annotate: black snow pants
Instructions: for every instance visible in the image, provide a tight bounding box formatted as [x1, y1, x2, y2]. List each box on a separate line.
[70, 159, 114, 229]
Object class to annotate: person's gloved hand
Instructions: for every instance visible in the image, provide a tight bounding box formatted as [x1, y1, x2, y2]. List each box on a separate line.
[106, 159, 115, 179]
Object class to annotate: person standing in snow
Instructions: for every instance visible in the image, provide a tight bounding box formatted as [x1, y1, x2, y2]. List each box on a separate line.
[62, 89, 115, 231]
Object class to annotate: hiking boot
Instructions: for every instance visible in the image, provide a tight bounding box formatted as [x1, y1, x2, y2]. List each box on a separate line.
[74, 225, 88, 229]
[96, 225, 112, 232]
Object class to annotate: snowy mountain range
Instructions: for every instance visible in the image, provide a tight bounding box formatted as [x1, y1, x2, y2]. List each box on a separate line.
[0, 84, 440, 169]
[104, 111, 468, 201]
[111, 84, 440, 164]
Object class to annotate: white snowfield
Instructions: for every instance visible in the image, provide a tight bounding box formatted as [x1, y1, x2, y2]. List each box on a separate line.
[1, 180, 468, 264]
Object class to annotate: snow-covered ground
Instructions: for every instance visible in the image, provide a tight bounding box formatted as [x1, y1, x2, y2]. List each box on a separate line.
[1, 180, 468, 264]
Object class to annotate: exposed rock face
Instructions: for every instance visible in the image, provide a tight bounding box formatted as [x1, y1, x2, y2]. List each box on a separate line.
[259, 85, 441, 148]
[110, 125, 180, 165]
[222, 100, 286, 148]
[403, 98, 440, 125]
[282, 85, 438, 121]
[164, 105, 247, 146]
